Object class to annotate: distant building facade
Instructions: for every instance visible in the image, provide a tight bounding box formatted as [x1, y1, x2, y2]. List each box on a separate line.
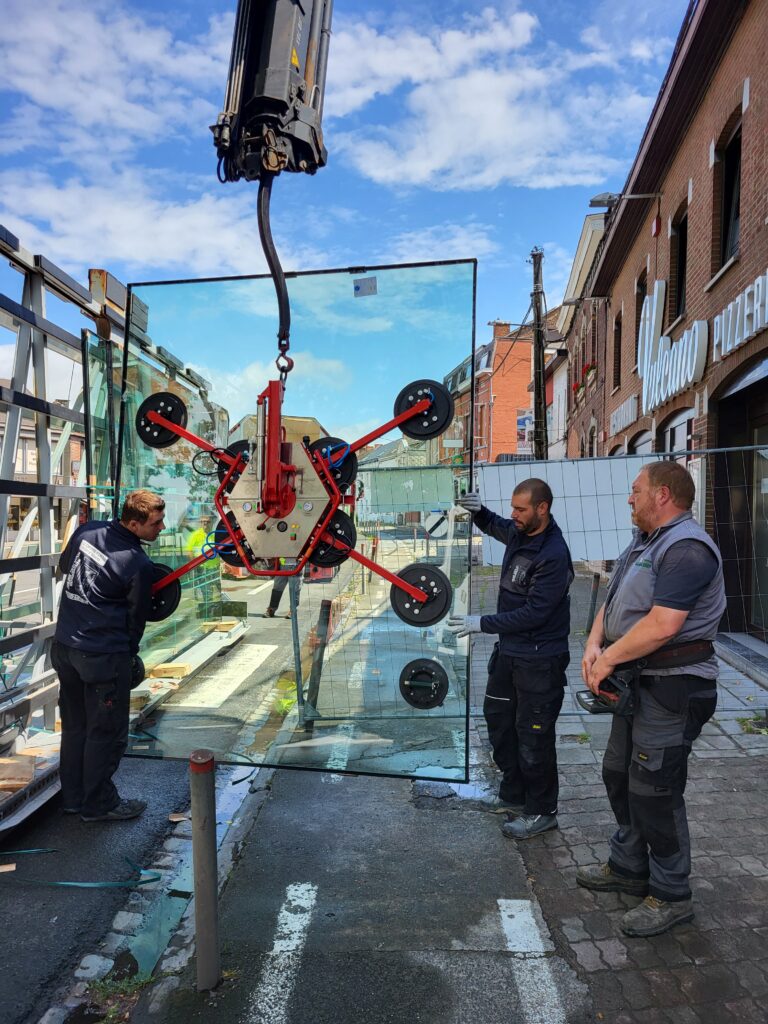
[562, 0, 768, 636]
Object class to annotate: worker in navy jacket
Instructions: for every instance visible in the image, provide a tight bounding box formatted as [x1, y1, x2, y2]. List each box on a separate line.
[449, 478, 573, 840]
[52, 490, 165, 822]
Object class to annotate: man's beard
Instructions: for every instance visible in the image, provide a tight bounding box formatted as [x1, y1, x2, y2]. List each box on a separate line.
[515, 514, 542, 535]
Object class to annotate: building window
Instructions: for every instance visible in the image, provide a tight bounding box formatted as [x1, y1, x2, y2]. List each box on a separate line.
[721, 124, 741, 265]
[590, 312, 597, 366]
[713, 118, 742, 272]
[669, 207, 688, 321]
[612, 313, 622, 389]
[628, 429, 653, 455]
[634, 270, 647, 369]
[579, 436, 585, 459]
[588, 425, 596, 457]
[580, 320, 587, 374]
[658, 407, 694, 454]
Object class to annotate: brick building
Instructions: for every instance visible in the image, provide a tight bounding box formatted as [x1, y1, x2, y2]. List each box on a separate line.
[567, 0, 768, 636]
[443, 315, 561, 467]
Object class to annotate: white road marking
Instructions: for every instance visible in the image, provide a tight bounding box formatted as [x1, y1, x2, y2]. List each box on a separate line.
[172, 644, 277, 708]
[241, 882, 318, 1024]
[326, 722, 354, 782]
[248, 581, 273, 596]
[498, 899, 567, 1023]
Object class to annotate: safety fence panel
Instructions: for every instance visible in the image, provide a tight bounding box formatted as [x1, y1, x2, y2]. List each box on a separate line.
[472, 449, 768, 717]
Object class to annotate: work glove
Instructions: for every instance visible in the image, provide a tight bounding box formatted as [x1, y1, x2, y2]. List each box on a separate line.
[455, 491, 481, 513]
[447, 615, 483, 638]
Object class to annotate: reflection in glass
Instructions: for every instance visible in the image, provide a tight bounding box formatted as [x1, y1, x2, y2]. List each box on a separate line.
[120, 261, 475, 781]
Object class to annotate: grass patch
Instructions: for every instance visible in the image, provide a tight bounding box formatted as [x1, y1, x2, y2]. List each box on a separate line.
[87, 974, 154, 1022]
[736, 715, 768, 736]
[576, 732, 590, 744]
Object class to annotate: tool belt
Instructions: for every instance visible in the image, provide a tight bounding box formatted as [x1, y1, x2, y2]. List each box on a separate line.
[620, 639, 714, 672]
[576, 639, 715, 717]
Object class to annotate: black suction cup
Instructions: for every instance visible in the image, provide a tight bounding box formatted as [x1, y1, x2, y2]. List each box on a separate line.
[309, 436, 358, 490]
[217, 440, 251, 491]
[135, 392, 188, 449]
[390, 563, 452, 626]
[399, 658, 450, 709]
[148, 562, 182, 621]
[308, 509, 357, 567]
[393, 379, 454, 440]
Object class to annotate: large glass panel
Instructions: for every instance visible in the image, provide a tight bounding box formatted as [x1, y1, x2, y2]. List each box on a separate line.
[120, 261, 475, 781]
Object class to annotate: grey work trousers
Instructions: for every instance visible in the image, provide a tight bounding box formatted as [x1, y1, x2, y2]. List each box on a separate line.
[602, 673, 717, 902]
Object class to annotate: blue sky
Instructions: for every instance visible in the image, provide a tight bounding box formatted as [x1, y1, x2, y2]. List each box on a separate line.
[0, 0, 688, 414]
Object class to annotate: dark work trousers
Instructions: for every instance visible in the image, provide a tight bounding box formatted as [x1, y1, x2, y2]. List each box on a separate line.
[51, 641, 133, 817]
[268, 573, 302, 614]
[602, 673, 717, 902]
[484, 650, 569, 815]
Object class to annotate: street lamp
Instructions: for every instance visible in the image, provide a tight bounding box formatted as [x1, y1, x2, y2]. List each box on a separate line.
[589, 191, 662, 209]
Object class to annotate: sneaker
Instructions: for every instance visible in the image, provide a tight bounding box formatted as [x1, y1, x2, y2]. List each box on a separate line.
[621, 896, 694, 937]
[265, 608, 276, 618]
[501, 813, 558, 840]
[576, 863, 649, 897]
[81, 799, 147, 822]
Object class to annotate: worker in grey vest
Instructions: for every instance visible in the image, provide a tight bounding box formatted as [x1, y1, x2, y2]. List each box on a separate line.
[578, 461, 726, 937]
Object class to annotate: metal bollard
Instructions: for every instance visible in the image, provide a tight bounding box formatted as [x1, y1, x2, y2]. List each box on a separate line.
[190, 749, 221, 991]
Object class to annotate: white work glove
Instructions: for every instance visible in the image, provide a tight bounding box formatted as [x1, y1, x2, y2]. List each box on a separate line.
[456, 491, 481, 513]
[447, 615, 483, 638]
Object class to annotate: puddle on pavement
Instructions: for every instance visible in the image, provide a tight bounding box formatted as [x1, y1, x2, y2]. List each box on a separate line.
[447, 781, 495, 801]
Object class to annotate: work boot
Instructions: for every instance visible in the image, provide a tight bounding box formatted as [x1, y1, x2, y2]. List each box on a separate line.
[501, 813, 558, 840]
[475, 794, 525, 815]
[621, 896, 694, 937]
[576, 863, 649, 897]
[81, 799, 147, 822]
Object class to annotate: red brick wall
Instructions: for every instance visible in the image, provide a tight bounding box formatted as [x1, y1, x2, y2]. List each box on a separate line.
[602, 0, 768, 452]
[489, 333, 533, 461]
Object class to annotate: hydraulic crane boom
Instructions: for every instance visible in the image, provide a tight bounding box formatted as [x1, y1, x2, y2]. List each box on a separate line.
[211, 0, 333, 183]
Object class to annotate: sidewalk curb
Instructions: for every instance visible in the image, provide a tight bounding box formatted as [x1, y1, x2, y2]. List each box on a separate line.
[35, 764, 276, 1024]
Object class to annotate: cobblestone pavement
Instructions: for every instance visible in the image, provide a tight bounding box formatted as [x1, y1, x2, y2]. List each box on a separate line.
[465, 568, 768, 1022]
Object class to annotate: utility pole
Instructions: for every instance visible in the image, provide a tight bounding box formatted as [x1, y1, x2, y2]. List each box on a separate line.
[530, 247, 548, 461]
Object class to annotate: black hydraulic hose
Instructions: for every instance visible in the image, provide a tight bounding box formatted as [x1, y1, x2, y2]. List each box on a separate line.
[257, 171, 291, 347]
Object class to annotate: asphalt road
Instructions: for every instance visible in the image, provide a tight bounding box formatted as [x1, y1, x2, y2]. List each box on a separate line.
[0, 755, 190, 1024]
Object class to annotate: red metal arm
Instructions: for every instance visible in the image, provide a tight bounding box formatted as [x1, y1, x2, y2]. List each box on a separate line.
[145, 410, 239, 467]
[317, 530, 428, 603]
[347, 398, 431, 455]
[151, 552, 212, 593]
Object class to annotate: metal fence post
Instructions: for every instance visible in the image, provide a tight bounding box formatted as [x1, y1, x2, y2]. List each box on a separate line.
[584, 572, 602, 635]
[190, 749, 221, 991]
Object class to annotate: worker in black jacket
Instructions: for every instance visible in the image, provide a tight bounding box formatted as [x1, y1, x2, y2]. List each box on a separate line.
[449, 478, 574, 839]
[52, 490, 165, 822]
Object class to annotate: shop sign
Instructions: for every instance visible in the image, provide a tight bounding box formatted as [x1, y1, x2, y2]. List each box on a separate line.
[638, 280, 707, 415]
[712, 269, 768, 363]
[609, 395, 638, 436]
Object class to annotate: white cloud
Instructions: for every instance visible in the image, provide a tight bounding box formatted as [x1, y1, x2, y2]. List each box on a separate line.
[381, 223, 499, 264]
[325, 8, 538, 118]
[324, 2, 678, 192]
[0, 170, 331, 281]
[189, 351, 353, 425]
[0, 0, 230, 164]
[538, 243, 575, 308]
